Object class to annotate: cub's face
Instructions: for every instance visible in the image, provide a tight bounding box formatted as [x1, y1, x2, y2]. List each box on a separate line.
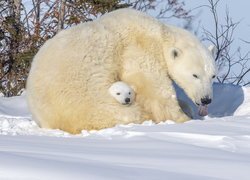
[109, 81, 135, 105]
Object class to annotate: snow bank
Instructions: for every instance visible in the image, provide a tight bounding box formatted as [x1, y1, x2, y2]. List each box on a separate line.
[0, 91, 30, 118]
[0, 83, 250, 180]
[175, 83, 247, 118]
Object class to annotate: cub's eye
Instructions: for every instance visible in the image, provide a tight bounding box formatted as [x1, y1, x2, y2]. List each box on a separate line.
[193, 74, 199, 79]
[128, 92, 131, 95]
[116, 93, 120, 95]
[212, 75, 216, 79]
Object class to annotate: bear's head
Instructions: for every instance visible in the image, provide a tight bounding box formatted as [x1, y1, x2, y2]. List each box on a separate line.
[163, 27, 217, 109]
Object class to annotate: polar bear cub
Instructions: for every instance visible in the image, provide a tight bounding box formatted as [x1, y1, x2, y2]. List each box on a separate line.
[109, 81, 135, 105]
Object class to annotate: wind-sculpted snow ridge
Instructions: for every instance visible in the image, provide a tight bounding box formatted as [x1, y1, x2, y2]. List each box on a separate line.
[1, 115, 250, 153]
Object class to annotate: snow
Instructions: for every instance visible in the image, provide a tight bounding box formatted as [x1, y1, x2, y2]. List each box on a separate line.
[0, 83, 250, 180]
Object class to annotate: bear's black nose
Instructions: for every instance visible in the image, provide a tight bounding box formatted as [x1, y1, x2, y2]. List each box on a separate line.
[125, 98, 130, 103]
[201, 97, 212, 105]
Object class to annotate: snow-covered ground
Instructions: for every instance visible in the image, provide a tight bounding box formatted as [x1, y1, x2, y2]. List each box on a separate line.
[0, 83, 250, 180]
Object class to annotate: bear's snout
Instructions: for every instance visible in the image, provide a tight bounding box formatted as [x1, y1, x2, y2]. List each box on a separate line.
[201, 96, 212, 105]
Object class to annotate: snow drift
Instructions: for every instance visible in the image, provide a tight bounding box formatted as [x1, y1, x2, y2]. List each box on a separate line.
[0, 83, 250, 180]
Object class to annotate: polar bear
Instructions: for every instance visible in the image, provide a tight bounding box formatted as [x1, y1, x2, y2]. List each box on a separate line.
[26, 8, 216, 134]
[109, 81, 135, 105]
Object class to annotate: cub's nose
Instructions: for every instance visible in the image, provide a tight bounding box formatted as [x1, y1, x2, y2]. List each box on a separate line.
[125, 98, 130, 103]
[201, 96, 212, 105]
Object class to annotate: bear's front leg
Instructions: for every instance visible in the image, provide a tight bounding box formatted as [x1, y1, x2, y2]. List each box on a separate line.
[156, 95, 191, 123]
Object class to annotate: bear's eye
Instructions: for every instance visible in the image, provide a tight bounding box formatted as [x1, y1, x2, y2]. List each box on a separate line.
[193, 74, 199, 79]
[128, 92, 131, 95]
[116, 93, 120, 95]
[212, 75, 216, 79]
[173, 50, 178, 58]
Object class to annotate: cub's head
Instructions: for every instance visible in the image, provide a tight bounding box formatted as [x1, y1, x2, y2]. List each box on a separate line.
[109, 81, 135, 105]
[163, 27, 217, 108]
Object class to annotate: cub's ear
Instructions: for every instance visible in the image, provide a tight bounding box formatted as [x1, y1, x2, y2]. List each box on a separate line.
[208, 45, 217, 59]
[170, 48, 182, 59]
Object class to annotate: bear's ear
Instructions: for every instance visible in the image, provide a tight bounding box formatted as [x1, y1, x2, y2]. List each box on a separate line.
[208, 45, 217, 59]
[170, 48, 182, 60]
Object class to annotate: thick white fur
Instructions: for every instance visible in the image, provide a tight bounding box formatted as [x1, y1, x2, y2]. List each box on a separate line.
[109, 81, 135, 105]
[26, 8, 216, 133]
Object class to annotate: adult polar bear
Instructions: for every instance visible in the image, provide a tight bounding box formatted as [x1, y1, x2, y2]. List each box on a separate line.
[26, 8, 216, 134]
